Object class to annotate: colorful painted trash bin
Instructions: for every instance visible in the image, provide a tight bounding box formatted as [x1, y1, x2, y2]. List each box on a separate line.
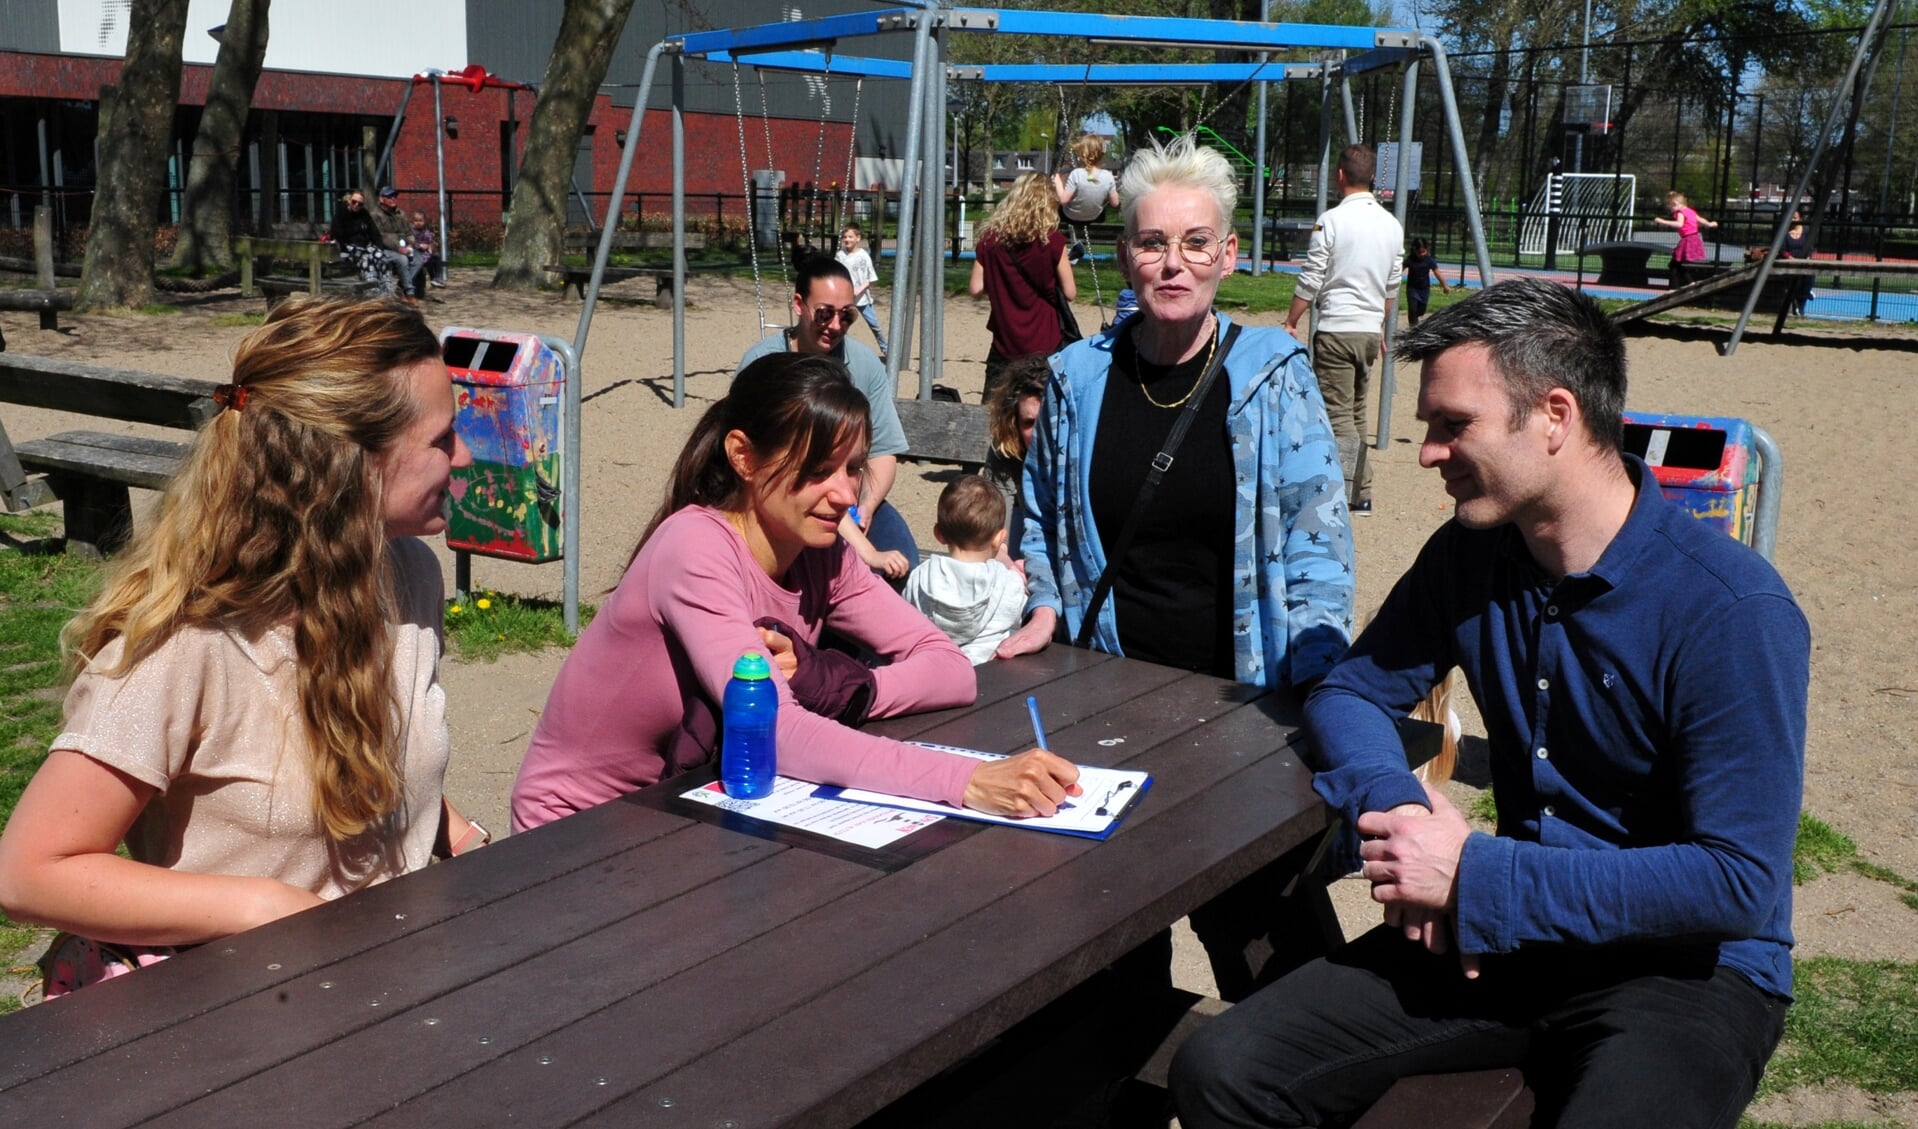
[1621, 411, 1760, 546]
[441, 328, 565, 562]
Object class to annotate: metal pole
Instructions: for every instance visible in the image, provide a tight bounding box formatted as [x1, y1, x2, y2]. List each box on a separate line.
[1422, 38, 1497, 286]
[919, 39, 942, 400]
[1879, 25, 1909, 217]
[574, 41, 664, 361]
[1725, 0, 1897, 355]
[1575, 0, 1592, 172]
[1317, 71, 1333, 217]
[373, 82, 416, 189]
[564, 41, 665, 632]
[885, 10, 937, 386]
[1341, 74, 1359, 145]
[433, 77, 449, 269]
[1250, 0, 1274, 274]
[672, 54, 687, 409]
[1377, 59, 1419, 451]
[930, 43, 947, 394]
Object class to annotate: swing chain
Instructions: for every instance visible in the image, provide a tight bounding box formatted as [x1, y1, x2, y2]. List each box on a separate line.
[808, 52, 835, 246]
[731, 61, 770, 335]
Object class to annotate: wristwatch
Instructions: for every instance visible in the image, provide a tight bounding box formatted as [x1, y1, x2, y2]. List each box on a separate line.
[450, 818, 491, 856]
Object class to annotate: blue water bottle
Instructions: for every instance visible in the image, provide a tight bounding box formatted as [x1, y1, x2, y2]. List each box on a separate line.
[721, 651, 778, 799]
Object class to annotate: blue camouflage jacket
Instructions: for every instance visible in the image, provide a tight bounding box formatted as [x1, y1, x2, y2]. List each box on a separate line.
[1020, 314, 1355, 688]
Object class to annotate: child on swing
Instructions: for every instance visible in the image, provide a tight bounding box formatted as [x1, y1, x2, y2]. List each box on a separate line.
[1052, 133, 1120, 263]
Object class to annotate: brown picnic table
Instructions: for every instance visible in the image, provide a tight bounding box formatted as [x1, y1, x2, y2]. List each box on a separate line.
[0, 648, 1424, 1127]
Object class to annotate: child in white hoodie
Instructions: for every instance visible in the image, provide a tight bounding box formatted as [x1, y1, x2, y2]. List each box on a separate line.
[902, 475, 1028, 664]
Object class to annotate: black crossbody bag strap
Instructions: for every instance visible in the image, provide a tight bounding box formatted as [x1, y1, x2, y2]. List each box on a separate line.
[1074, 320, 1242, 649]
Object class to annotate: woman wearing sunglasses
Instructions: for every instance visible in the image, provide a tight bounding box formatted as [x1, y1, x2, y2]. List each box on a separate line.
[996, 135, 1356, 1000]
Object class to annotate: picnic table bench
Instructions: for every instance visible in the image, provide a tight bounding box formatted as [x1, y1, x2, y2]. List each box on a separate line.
[0, 650, 1438, 1126]
[0, 355, 217, 554]
[1259, 216, 1320, 263]
[236, 236, 381, 305]
[551, 232, 745, 305]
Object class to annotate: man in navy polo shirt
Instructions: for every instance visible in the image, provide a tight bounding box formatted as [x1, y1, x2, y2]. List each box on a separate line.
[1172, 278, 1809, 1128]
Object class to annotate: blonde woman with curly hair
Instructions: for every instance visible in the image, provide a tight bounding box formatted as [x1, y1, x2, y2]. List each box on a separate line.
[969, 171, 1076, 401]
[0, 296, 482, 997]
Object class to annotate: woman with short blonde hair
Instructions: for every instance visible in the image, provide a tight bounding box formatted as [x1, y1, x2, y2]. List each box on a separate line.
[0, 296, 483, 996]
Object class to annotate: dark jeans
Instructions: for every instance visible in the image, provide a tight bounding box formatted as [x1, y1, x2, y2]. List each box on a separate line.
[865, 499, 920, 574]
[1170, 926, 1787, 1129]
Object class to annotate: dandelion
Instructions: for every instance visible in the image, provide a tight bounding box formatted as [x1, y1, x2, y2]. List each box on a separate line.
[450, 605, 464, 615]
[477, 598, 493, 610]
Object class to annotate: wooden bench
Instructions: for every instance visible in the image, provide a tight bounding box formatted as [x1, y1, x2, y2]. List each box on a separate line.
[563, 230, 708, 254]
[0, 355, 218, 554]
[237, 235, 339, 298]
[1577, 241, 1660, 288]
[894, 397, 991, 471]
[0, 288, 77, 331]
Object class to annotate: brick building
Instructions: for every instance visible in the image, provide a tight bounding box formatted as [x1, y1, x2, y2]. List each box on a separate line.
[0, 0, 911, 238]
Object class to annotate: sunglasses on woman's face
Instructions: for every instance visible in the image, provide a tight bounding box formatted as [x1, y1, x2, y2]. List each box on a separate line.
[808, 304, 860, 328]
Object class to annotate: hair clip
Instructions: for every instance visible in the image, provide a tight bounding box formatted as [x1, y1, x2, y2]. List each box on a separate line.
[212, 383, 250, 413]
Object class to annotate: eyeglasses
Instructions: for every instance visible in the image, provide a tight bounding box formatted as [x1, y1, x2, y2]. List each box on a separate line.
[1126, 231, 1226, 267]
[808, 304, 861, 329]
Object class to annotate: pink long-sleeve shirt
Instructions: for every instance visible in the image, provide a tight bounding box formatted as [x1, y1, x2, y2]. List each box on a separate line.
[510, 506, 978, 831]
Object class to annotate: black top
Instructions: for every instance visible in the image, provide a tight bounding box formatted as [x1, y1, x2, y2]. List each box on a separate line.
[1088, 322, 1236, 677]
[329, 206, 382, 249]
[1404, 250, 1441, 294]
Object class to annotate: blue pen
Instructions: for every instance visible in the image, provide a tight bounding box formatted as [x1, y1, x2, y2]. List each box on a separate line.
[1026, 695, 1049, 749]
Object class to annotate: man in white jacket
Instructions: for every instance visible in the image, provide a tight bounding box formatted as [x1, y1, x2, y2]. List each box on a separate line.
[1285, 145, 1403, 514]
[903, 476, 1027, 664]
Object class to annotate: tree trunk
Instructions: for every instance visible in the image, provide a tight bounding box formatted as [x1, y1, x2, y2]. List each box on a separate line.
[494, 0, 639, 290]
[172, 0, 270, 274]
[78, 0, 190, 310]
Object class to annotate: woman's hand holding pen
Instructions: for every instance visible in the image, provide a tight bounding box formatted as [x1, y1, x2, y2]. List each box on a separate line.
[962, 750, 1082, 818]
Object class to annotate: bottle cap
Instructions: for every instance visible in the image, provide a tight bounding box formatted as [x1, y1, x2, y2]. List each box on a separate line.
[732, 651, 772, 680]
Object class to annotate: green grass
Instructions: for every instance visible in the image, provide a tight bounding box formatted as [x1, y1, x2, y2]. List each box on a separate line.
[1744, 1122, 1890, 1129]
[0, 519, 106, 1004]
[443, 589, 592, 663]
[1761, 958, 1918, 1097]
[207, 311, 266, 328]
[1794, 813, 1918, 910]
[131, 304, 181, 316]
[0, 538, 104, 823]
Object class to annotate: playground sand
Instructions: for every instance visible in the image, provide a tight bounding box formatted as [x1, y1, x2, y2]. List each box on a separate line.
[4, 273, 1916, 1077]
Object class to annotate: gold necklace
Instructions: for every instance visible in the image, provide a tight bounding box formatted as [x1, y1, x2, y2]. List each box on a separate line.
[1136, 316, 1218, 409]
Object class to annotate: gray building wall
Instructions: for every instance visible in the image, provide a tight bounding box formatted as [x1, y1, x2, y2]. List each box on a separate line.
[465, 0, 915, 160]
[0, 0, 61, 53]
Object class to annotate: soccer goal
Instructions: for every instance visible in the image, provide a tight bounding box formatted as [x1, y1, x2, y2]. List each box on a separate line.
[1520, 173, 1637, 256]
